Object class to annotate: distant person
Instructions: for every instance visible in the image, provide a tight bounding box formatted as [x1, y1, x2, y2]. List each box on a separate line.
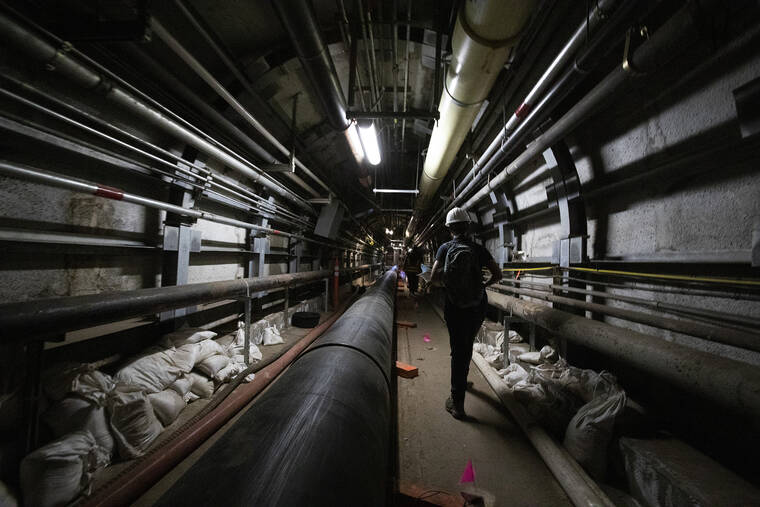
[403, 246, 423, 295]
[430, 207, 502, 420]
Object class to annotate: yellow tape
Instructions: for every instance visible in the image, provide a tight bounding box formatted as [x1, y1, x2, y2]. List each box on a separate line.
[567, 266, 760, 287]
[501, 266, 554, 272]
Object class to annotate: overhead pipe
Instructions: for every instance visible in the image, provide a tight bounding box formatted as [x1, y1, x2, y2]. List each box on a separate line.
[0, 161, 369, 267]
[405, 0, 535, 238]
[450, 0, 644, 211]
[453, 0, 623, 198]
[147, 18, 321, 199]
[171, 0, 335, 197]
[493, 284, 760, 352]
[486, 290, 760, 424]
[0, 10, 315, 214]
[82, 290, 363, 507]
[153, 270, 398, 507]
[271, 0, 371, 184]
[0, 83, 311, 228]
[459, 0, 724, 211]
[120, 43, 322, 203]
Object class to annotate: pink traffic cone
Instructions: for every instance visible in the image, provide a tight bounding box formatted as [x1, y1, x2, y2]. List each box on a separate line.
[459, 459, 475, 483]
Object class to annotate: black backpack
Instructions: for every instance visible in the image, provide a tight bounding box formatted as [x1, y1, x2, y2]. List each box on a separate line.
[443, 241, 483, 308]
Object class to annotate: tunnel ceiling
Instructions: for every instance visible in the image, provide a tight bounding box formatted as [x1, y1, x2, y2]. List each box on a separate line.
[16, 0, 458, 238]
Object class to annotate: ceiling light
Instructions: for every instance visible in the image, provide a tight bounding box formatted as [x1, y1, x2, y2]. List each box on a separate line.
[358, 122, 381, 165]
[346, 123, 365, 163]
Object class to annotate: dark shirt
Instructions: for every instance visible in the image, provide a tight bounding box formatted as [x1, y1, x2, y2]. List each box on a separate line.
[435, 236, 495, 307]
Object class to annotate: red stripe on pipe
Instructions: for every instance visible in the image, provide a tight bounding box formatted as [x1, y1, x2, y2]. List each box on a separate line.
[514, 102, 532, 119]
[83, 293, 359, 507]
[95, 185, 124, 200]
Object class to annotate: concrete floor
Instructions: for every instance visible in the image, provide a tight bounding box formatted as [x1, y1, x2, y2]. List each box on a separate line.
[396, 293, 571, 506]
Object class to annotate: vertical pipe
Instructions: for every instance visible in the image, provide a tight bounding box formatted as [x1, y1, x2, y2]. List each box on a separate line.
[400, 0, 412, 149]
[243, 297, 252, 365]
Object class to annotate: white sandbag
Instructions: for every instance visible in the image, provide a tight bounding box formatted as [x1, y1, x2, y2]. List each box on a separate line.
[148, 390, 186, 426]
[195, 354, 230, 377]
[42, 365, 115, 404]
[508, 342, 530, 363]
[508, 329, 522, 343]
[42, 397, 115, 459]
[107, 388, 163, 459]
[262, 326, 284, 346]
[42, 363, 90, 402]
[472, 343, 490, 355]
[114, 349, 183, 394]
[0, 480, 18, 507]
[20, 431, 106, 507]
[169, 343, 201, 373]
[69, 371, 116, 405]
[564, 389, 627, 480]
[195, 339, 225, 363]
[540, 345, 559, 363]
[230, 322, 263, 361]
[517, 351, 543, 365]
[213, 362, 245, 384]
[162, 328, 217, 347]
[188, 372, 214, 399]
[512, 380, 546, 404]
[168, 376, 193, 397]
[501, 363, 529, 388]
[184, 391, 200, 403]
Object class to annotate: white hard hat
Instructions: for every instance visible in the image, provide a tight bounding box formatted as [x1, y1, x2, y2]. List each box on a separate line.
[445, 207, 470, 226]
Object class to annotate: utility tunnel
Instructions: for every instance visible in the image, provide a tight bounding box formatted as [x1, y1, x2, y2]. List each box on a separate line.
[0, 1, 759, 506]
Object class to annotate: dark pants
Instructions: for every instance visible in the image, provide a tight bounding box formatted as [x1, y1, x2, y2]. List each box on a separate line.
[444, 297, 486, 405]
[407, 272, 419, 294]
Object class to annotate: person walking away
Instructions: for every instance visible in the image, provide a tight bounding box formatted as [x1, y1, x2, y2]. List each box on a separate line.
[403, 246, 423, 295]
[430, 207, 502, 419]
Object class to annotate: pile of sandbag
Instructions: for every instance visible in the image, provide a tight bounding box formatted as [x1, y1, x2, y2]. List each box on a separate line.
[490, 354, 627, 480]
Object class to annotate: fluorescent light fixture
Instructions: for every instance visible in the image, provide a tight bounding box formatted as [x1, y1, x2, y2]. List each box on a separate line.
[373, 189, 419, 194]
[346, 123, 365, 163]
[358, 122, 381, 165]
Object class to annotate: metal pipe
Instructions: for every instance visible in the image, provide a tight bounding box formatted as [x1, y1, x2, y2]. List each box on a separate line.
[153, 271, 397, 507]
[472, 353, 615, 507]
[486, 290, 760, 423]
[356, 0, 379, 110]
[147, 18, 321, 199]
[499, 279, 760, 329]
[82, 291, 362, 507]
[0, 160, 362, 261]
[460, 0, 720, 211]
[407, 0, 534, 237]
[454, 0, 622, 195]
[494, 284, 760, 351]
[171, 0, 334, 196]
[0, 246, 378, 339]
[363, 1, 382, 110]
[400, 0, 412, 149]
[0, 10, 315, 213]
[271, 0, 370, 180]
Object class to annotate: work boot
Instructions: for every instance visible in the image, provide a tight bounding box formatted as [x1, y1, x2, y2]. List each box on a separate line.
[445, 397, 466, 420]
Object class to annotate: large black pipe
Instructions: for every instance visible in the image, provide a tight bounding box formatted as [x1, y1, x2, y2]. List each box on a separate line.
[155, 269, 397, 507]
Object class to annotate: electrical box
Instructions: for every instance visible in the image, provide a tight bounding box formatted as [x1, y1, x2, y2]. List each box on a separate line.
[314, 200, 344, 239]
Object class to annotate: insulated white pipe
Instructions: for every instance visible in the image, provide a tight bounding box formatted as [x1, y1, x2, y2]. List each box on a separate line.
[407, 0, 534, 237]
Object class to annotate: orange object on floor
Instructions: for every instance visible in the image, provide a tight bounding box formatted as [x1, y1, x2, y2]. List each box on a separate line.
[396, 320, 418, 328]
[395, 361, 419, 378]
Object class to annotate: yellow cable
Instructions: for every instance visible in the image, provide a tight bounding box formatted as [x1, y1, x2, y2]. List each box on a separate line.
[502, 266, 554, 272]
[566, 266, 760, 287]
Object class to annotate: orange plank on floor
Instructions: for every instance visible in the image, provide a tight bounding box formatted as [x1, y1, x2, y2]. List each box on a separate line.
[396, 320, 418, 328]
[396, 361, 419, 378]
